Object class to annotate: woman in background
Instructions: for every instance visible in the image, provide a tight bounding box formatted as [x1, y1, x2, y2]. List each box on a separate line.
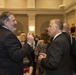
[35, 32, 50, 75]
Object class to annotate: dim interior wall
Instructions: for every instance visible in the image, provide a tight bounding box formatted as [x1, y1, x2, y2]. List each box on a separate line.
[66, 10, 75, 27]
[35, 14, 64, 36]
[14, 14, 28, 35]
[66, 10, 76, 36]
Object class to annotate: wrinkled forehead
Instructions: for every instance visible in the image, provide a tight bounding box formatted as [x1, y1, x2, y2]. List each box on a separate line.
[8, 14, 15, 20]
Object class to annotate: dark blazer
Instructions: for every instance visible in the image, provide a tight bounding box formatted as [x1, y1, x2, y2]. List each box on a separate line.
[0, 26, 33, 75]
[41, 33, 72, 75]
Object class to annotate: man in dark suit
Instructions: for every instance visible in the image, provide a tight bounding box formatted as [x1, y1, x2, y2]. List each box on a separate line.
[0, 11, 34, 75]
[62, 23, 76, 75]
[38, 19, 73, 75]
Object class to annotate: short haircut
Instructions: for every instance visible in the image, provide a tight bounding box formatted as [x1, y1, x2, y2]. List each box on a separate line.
[0, 11, 13, 26]
[53, 19, 63, 30]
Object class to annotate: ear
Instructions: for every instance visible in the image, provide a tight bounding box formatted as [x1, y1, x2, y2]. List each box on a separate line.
[56, 25, 59, 29]
[4, 20, 8, 26]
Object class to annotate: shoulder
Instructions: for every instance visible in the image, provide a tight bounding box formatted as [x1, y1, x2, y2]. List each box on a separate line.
[55, 33, 66, 41]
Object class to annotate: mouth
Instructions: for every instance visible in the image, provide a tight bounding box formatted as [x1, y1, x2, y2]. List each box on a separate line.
[14, 24, 16, 28]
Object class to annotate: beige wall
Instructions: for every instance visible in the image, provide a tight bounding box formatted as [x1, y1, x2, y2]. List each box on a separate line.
[5, 0, 27, 8]
[0, 0, 5, 8]
[36, 0, 62, 9]
[64, 0, 76, 6]
[0, 0, 63, 9]
[14, 14, 28, 35]
[0, 0, 76, 9]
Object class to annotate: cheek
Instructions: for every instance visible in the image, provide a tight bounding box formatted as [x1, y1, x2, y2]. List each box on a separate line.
[48, 28, 52, 35]
[50, 28, 55, 35]
[50, 30, 53, 35]
[12, 22, 14, 25]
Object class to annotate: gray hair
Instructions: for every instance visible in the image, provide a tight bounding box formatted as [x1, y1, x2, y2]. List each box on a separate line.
[53, 19, 63, 30]
[0, 11, 13, 26]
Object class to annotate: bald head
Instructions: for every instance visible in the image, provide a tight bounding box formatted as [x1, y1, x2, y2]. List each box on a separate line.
[62, 23, 70, 33]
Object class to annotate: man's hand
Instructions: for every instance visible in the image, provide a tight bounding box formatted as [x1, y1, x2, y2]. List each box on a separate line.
[38, 53, 46, 61]
[27, 32, 34, 46]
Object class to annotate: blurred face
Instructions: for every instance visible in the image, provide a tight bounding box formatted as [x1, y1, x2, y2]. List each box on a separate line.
[20, 33, 26, 41]
[47, 20, 57, 37]
[5, 14, 17, 32]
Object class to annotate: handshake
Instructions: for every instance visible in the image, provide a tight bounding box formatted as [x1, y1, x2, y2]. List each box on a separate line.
[38, 53, 46, 61]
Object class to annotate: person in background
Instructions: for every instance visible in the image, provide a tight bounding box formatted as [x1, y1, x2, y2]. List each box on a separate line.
[62, 23, 73, 75]
[18, 32, 27, 46]
[62, 23, 72, 45]
[62, 23, 70, 33]
[17, 32, 34, 75]
[62, 23, 76, 46]
[62, 23, 76, 75]
[35, 32, 49, 75]
[38, 19, 73, 75]
[34, 35, 40, 47]
[0, 11, 34, 75]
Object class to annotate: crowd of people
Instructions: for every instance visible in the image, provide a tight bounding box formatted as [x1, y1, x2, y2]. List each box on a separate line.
[0, 11, 76, 75]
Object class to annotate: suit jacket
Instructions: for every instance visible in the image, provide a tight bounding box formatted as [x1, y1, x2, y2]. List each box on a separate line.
[62, 32, 76, 73]
[0, 26, 33, 75]
[41, 33, 72, 75]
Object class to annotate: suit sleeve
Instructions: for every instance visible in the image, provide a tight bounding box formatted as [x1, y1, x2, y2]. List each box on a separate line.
[41, 41, 64, 69]
[71, 38, 76, 56]
[27, 53, 34, 67]
[4, 33, 33, 62]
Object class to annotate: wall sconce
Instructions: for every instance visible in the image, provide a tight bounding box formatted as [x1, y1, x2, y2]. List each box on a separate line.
[29, 26, 35, 31]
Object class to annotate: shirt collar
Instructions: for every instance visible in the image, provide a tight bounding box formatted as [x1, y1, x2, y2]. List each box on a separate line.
[2, 25, 8, 29]
[53, 32, 62, 40]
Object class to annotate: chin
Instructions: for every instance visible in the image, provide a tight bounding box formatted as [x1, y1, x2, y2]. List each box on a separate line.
[11, 28, 16, 32]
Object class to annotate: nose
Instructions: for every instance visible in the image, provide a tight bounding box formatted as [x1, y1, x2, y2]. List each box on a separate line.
[15, 20, 17, 24]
